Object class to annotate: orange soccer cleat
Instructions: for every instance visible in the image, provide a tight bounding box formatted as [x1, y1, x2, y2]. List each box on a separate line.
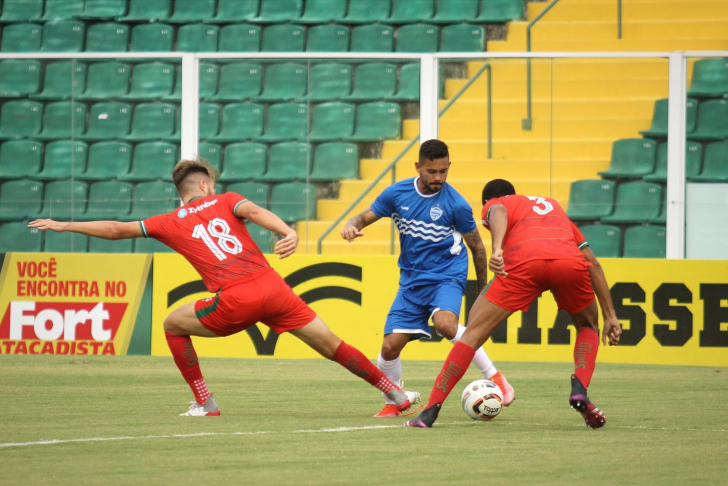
[490, 371, 515, 406]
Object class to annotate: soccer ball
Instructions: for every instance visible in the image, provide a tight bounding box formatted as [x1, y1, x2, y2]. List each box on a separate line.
[461, 379, 504, 421]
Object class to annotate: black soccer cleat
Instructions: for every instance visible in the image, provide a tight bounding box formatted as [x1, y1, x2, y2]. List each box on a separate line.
[569, 374, 606, 429]
[402, 403, 441, 428]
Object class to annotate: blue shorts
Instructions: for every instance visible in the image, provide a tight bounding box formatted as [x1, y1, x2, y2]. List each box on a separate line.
[384, 280, 465, 340]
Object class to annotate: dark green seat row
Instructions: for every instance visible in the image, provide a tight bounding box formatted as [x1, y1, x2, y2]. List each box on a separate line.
[640, 97, 728, 140]
[579, 224, 666, 258]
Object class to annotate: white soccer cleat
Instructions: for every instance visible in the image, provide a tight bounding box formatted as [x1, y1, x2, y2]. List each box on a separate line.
[179, 394, 221, 417]
[389, 389, 421, 413]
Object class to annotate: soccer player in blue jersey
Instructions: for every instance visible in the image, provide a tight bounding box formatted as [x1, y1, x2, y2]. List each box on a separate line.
[341, 139, 514, 417]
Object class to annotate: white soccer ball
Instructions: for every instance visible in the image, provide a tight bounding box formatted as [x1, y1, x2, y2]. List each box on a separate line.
[461, 379, 504, 421]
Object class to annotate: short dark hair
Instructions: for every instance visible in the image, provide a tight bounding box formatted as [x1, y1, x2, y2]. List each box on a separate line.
[172, 157, 219, 192]
[482, 179, 516, 205]
[419, 139, 449, 162]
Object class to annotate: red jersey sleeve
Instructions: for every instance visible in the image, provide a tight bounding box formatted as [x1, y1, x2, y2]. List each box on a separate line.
[140, 213, 171, 240]
[570, 221, 588, 249]
[480, 197, 505, 228]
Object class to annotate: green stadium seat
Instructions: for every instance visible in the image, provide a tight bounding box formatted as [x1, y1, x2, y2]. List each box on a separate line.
[440, 24, 485, 52]
[382, 0, 435, 24]
[0, 222, 42, 252]
[0, 0, 43, 22]
[579, 224, 622, 258]
[431, 0, 479, 23]
[118, 0, 172, 22]
[0, 140, 43, 179]
[77, 0, 128, 19]
[218, 24, 261, 52]
[639, 98, 698, 138]
[0, 100, 43, 139]
[565, 180, 616, 221]
[85, 22, 129, 52]
[198, 102, 221, 140]
[691, 141, 728, 182]
[598, 139, 657, 179]
[40, 20, 85, 52]
[349, 102, 401, 141]
[244, 222, 274, 253]
[130, 24, 175, 53]
[39, 180, 88, 219]
[476, 0, 524, 22]
[134, 237, 173, 253]
[164, 63, 219, 101]
[40, 0, 84, 21]
[622, 225, 666, 258]
[270, 182, 316, 223]
[167, 0, 216, 23]
[346, 63, 397, 100]
[80, 102, 132, 140]
[256, 63, 307, 102]
[208, 62, 262, 102]
[649, 197, 667, 224]
[37, 101, 87, 140]
[255, 103, 309, 142]
[211, 103, 264, 142]
[395, 24, 439, 53]
[258, 142, 310, 181]
[387, 63, 420, 101]
[1, 24, 42, 52]
[119, 142, 177, 181]
[308, 63, 352, 101]
[218, 143, 267, 181]
[0, 179, 43, 221]
[80, 142, 132, 180]
[198, 142, 221, 171]
[306, 24, 350, 52]
[689, 99, 728, 141]
[338, 0, 391, 24]
[79, 62, 131, 100]
[89, 237, 133, 253]
[261, 24, 306, 52]
[176, 24, 219, 52]
[44, 231, 89, 252]
[351, 24, 394, 52]
[0, 60, 40, 97]
[209, 0, 259, 23]
[36, 141, 88, 180]
[308, 102, 355, 141]
[124, 62, 175, 100]
[644, 141, 703, 182]
[688, 58, 728, 98]
[251, 0, 303, 23]
[227, 182, 270, 207]
[309, 142, 358, 181]
[126, 181, 179, 221]
[32, 61, 86, 100]
[601, 181, 662, 224]
[299, 0, 347, 24]
[125, 103, 176, 142]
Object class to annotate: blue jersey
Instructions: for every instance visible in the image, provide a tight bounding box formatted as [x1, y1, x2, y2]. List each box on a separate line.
[371, 177, 476, 289]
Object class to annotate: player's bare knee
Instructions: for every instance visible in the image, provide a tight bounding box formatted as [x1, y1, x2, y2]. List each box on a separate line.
[380, 341, 402, 361]
[163, 316, 181, 335]
[433, 318, 458, 340]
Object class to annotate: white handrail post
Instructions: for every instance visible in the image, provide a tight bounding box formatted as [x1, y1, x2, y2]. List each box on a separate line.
[419, 54, 439, 143]
[180, 53, 199, 160]
[666, 52, 687, 259]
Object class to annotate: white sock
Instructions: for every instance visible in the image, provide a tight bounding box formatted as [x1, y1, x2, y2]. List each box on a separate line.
[377, 354, 402, 405]
[449, 324, 498, 379]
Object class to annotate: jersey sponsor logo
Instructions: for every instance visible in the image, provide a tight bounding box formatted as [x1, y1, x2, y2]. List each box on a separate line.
[178, 209, 188, 218]
[430, 206, 443, 221]
[400, 206, 410, 211]
[180, 199, 219, 219]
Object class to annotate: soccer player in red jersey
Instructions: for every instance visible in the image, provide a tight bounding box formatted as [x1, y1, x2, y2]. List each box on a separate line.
[28, 158, 420, 416]
[404, 179, 622, 429]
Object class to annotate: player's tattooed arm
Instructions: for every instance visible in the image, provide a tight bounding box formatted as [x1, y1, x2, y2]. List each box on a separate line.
[463, 228, 488, 293]
[341, 208, 381, 242]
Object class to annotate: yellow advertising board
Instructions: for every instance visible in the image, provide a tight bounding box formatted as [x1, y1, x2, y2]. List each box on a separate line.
[0, 253, 151, 356]
[152, 254, 728, 367]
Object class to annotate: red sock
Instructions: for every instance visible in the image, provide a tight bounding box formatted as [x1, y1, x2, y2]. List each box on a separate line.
[425, 342, 475, 408]
[165, 333, 211, 404]
[574, 327, 599, 388]
[332, 341, 398, 394]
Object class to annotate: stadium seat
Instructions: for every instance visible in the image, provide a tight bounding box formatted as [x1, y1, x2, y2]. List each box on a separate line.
[0, 140, 43, 179]
[198, 102, 221, 140]
[623, 225, 666, 258]
[338, 0, 391, 24]
[208, 0, 259, 23]
[306, 24, 350, 52]
[124, 62, 175, 100]
[32, 61, 86, 100]
[208, 62, 262, 102]
[167, 0, 216, 23]
[299, 0, 347, 24]
[476, 0, 524, 22]
[198, 142, 221, 170]
[639, 98, 698, 138]
[211, 103, 265, 142]
[251, 0, 303, 23]
[308, 102, 356, 141]
[39, 179, 88, 219]
[578, 224, 622, 258]
[351, 24, 394, 52]
[80, 142, 132, 180]
[395, 24, 439, 53]
[346, 63, 397, 100]
[0, 222, 42, 252]
[134, 237, 173, 253]
[349, 102, 401, 141]
[40, 0, 84, 21]
[1, 24, 42, 52]
[440, 24, 485, 52]
[387, 63, 420, 101]
[227, 182, 270, 207]
[130, 24, 175, 52]
[126, 181, 179, 221]
[89, 237, 133, 253]
[601, 181, 662, 224]
[309, 142, 358, 181]
[218, 24, 261, 52]
[119, 142, 177, 181]
[598, 139, 657, 179]
[36, 101, 87, 140]
[687, 58, 728, 98]
[0, 60, 40, 97]
[691, 141, 728, 182]
[644, 141, 703, 182]
[270, 182, 316, 223]
[689, 99, 728, 140]
[565, 179, 616, 221]
[77, 0, 128, 19]
[0, 179, 43, 221]
[382, 0, 435, 24]
[431, 0, 479, 23]
[218, 143, 267, 181]
[245, 222, 273, 253]
[0, 0, 43, 22]
[164, 63, 219, 101]
[176, 24, 219, 52]
[308, 63, 352, 101]
[0, 100, 43, 139]
[40, 20, 85, 52]
[36, 141, 88, 180]
[85, 22, 130, 52]
[649, 197, 667, 225]
[258, 142, 311, 182]
[80, 102, 132, 140]
[79, 62, 131, 100]
[44, 231, 89, 252]
[118, 0, 172, 22]
[255, 103, 309, 142]
[125, 103, 176, 141]
[261, 24, 306, 52]
[256, 63, 308, 102]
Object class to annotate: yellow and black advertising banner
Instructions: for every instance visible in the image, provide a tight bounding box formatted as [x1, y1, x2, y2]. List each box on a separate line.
[0, 253, 152, 356]
[152, 254, 728, 367]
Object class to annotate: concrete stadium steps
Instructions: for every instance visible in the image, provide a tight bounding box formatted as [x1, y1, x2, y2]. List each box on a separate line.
[446, 78, 669, 99]
[526, 0, 728, 22]
[439, 98, 658, 120]
[489, 38, 728, 52]
[459, 59, 671, 81]
[507, 20, 728, 42]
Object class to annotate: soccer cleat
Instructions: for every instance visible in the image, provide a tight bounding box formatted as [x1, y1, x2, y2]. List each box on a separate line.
[402, 403, 441, 428]
[373, 404, 401, 418]
[569, 374, 606, 429]
[179, 394, 221, 417]
[490, 371, 515, 406]
[387, 388, 421, 413]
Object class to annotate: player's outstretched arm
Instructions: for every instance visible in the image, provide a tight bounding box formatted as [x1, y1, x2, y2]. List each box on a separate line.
[341, 208, 381, 242]
[235, 200, 298, 259]
[581, 246, 622, 346]
[462, 229, 488, 293]
[28, 219, 142, 239]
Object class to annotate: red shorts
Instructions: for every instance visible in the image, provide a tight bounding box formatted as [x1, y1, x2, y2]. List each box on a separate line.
[483, 258, 595, 314]
[194, 269, 316, 336]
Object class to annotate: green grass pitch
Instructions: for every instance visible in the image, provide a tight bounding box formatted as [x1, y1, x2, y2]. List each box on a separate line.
[1, 355, 726, 485]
